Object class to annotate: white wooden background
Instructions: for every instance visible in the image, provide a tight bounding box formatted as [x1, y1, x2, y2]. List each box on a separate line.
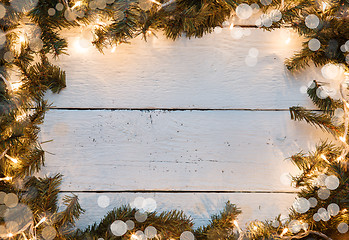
[36, 27, 336, 229]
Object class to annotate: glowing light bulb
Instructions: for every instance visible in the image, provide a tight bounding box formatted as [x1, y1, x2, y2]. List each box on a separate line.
[5, 154, 18, 164]
[147, 30, 152, 35]
[0, 176, 12, 181]
[253, 226, 258, 231]
[233, 220, 242, 232]
[339, 136, 346, 143]
[280, 228, 288, 237]
[111, 46, 116, 53]
[130, 234, 138, 240]
[35, 217, 46, 228]
[320, 154, 330, 163]
[230, 23, 235, 29]
[285, 37, 291, 44]
[11, 81, 23, 91]
[345, 102, 349, 108]
[19, 34, 26, 44]
[322, 2, 328, 12]
[74, 38, 89, 53]
[21, 232, 28, 240]
[8, 233, 13, 238]
[72, 1, 82, 9]
[15, 112, 27, 122]
[150, 0, 161, 5]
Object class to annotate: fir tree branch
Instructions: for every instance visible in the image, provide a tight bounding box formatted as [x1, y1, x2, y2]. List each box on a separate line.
[195, 201, 241, 239]
[55, 194, 85, 235]
[307, 80, 342, 114]
[289, 106, 342, 136]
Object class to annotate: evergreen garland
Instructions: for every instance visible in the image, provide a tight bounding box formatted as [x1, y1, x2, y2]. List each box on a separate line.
[0, 0, 348, 239]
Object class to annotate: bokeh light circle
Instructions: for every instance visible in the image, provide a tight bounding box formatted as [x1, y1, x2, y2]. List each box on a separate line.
[308, 38, 321, 51]
[142, 198, 157, 212]
[0, 4, 6, 19]
[11, 0, 39, 13]
[97, 195, 110, 208]
[135, 211, 147, 222]
[42, 225, 56, 240]
[235, 3, 252, 20]
[145, 226, 157, 238]
[180, 231, 195, 240]
[293, 198, 310, 213]
[327, 203, 340, 216]
[126, 220, 134, 230]
[325, 175, 339, 190]
[110, 220, 127, 236]
[317, 188, 330, 200]
[308, 197, 318, 208]
[338, 222, 348, 234]
[4, 193, 18, 208]
[305, 14, 320, 29]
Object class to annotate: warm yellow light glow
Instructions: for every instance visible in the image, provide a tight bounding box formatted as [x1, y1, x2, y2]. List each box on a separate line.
[22, 232, 28, 240]
[72, 1, 82, 9]
[233, 220, 242, 232]
[35, 217, 46, 228]
[5, 154, 18, 164]
[302, 223, 308, 231]
[19, 34, 26, 43]
[285, 37, 291, 44]
[230, 23, 234, 30]
[345, 102, 349, 108]
[10, 81, 23, 91]
[322, 2, 328, 12]
[280, 228, 288, 237]
[74, 38, 89, 53]
[320, 154, 330, 163]
[111, 46, 116, 53]
[130, 234, 138, 240]
[147, 30, 152, 35]
[337, 156, 343, 162]
[8, 233, 13, 238]
[150, 0, 162, 5]
[339, 136, 346, 143]
[16, 112, 27, 122]
[0, 176, 12, 181]
[253, 226, 258, 231]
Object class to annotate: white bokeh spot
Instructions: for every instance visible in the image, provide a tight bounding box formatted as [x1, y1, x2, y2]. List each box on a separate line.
[180, 231, 195, 240]
[97, 195, 110, 208]
[293, 198, 310, 213]
[308, 38, 321, 51]
[110, 220, 127, 236]
[235, 3, 252, 20]
[305, 14, 320, 29]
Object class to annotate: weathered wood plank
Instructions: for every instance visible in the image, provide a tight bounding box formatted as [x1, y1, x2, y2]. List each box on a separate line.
[66, 192, 296, 230]
[41, 28, 325, 109]
[40, 110, 331, 192]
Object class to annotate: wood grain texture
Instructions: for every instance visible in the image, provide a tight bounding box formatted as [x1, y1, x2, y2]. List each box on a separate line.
[42, 28, 326, 109]
[64, 192, 296, 229]
[40, 110, 332, 192]
[37, 26, 336, 229]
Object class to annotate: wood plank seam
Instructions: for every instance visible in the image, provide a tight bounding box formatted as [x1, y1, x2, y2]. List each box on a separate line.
[47, 108, 320, 111]
[60, 190, 299, 194]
